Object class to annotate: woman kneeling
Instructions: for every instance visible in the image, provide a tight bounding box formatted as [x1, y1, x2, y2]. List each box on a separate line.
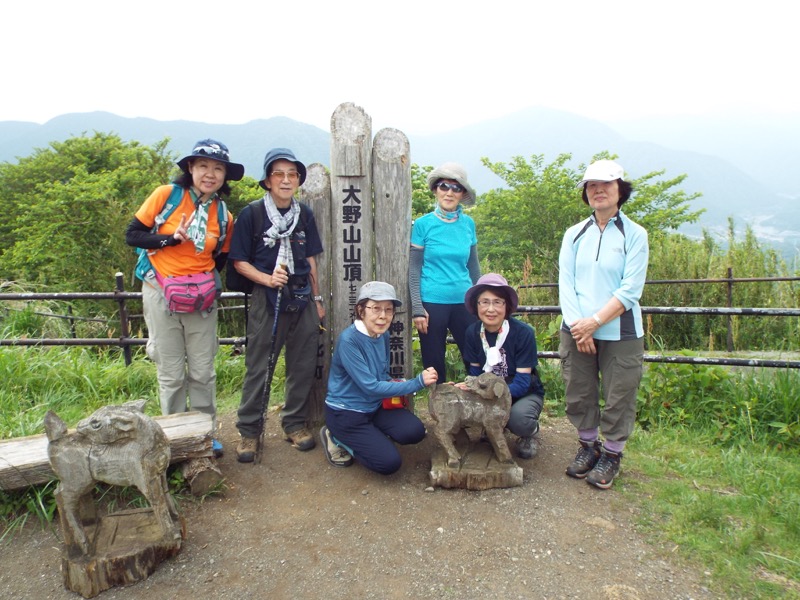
[321, 282, 438, 474]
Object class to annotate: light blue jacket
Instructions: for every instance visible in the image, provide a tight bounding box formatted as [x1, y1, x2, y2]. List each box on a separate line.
[559, 210, 649, 341]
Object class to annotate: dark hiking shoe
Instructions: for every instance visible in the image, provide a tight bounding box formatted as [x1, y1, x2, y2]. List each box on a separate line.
[320, 426, 354, 468]
[516, 435, 538, 459]
[586, 449, 623, 489]
[285, 427, 316, 451]
[236, 436, 258, 463]
[565, 439, 601, 479]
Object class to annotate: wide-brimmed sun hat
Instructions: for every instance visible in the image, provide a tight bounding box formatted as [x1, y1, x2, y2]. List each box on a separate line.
[356, 281, 402, 307]
[464, 273, 519, 315]
[258, 147, 307, 189]
[426, 162, 477, 205]
[176, 139, 244, 181]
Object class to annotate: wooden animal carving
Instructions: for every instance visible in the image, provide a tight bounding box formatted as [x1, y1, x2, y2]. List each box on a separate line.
[44, 400, 180, 556]
[428, 372, 513, 468]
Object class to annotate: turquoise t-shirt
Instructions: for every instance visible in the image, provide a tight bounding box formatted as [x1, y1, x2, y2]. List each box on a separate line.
[411, 212, 477, 304]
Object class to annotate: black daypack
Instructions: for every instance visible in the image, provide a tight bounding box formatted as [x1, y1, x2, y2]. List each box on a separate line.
[225, 200, 308, 293]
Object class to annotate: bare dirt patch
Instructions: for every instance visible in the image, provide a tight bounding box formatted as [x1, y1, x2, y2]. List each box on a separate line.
[0, 412, 721, 599]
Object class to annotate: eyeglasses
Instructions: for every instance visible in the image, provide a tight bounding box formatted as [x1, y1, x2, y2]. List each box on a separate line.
[270, 170, 300, 181]
[364, 304, 396, 316]
[436, 182, 466, 194]
[477, 298, 506, 308]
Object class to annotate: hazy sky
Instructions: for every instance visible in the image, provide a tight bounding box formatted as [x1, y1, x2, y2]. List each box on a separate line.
[5, 0, 796, 134]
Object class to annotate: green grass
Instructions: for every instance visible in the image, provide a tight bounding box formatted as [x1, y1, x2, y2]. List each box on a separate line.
[626, 428, 800, 598]
[1, 347, 799, 597]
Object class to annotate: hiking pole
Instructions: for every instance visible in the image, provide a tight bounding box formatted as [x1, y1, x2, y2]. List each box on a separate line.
[255, 264, 287, 464]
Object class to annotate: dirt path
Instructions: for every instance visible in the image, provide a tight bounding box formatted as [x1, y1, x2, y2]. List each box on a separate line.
[0, 412, 721, 599]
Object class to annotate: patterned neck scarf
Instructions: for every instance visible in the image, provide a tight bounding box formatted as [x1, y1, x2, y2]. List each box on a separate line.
[480, 320, 510, 376]
[434, 203, 462, 222]
[263, 193, 300, 274]
[186, 188, 217, 254]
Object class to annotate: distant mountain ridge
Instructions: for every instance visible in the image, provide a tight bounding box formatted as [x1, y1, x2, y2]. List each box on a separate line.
[1, 108, 797, 258]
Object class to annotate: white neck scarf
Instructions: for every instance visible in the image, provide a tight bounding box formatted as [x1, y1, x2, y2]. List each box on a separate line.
[480, 320, 509, 373]
[263, 193, 300, 274]
[186, 188, 217, 254]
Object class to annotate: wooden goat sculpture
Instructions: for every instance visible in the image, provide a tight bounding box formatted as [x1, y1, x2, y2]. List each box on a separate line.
[44, 400, 180, 556]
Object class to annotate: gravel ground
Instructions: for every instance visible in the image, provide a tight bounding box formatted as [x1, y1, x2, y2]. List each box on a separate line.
[0, 411, 722, 599]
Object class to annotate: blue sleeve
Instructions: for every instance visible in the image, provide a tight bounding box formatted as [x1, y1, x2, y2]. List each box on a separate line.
[410, 213, 430, 247]
[467, 364, 482, 377]
[507, 371, 532, 399]
[462, 322, 484, 366]
[338, 334, 424, 398]
[613, 223, 649, 309]
[508, 320, 536, 398]
[558, 224, 582, 328]
[511, 320, 537, 370]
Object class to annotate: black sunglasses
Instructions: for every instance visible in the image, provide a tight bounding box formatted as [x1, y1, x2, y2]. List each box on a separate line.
[436, 181, 466, 194]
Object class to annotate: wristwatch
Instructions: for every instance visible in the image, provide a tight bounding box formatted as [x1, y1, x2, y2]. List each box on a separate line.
[312, 295, 324, 303]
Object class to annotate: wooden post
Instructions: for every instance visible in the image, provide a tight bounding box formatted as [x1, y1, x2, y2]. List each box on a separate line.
[329, 102, 374, 344]
[372, 128, 413, 382]
[299, 163, 333, 425]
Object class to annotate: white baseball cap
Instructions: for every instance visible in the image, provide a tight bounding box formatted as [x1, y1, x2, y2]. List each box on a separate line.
[576, 159, 625, 188]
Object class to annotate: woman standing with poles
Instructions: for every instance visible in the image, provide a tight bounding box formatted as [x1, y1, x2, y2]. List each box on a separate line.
[254, 262, 286, 463]
[228, 148, 326, 463]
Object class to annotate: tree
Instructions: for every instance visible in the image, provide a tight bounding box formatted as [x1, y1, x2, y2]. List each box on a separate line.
[411, 163, 434, 219]
[471, 152, 704, 282]
[0, 133, 177, 290]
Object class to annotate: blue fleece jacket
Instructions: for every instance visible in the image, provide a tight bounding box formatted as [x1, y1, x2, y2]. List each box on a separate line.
[325, 324, 426, 413]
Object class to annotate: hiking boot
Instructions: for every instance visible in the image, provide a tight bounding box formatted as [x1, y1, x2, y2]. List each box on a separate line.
[586, 448, 623, 490]
[566, 439, 601, 479]
[515, 435, 538, 459]
[236, 436, 258, 463]
[285, 427, 316, 451]
[212, 439, 224, 459]
[319, 426, 354, 468]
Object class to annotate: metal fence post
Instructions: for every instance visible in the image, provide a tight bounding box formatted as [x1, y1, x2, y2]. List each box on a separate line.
[727, 267, 734, 352]
[115, 272, 132, 366]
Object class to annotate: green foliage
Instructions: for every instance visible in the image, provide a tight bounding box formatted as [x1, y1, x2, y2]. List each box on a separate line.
[637, 354, 734, 431]
[643, 219, 798, 351]
[411, 163, 435, 219]
[0, 480, 59, 542]
[0, 133, 176, 291]
[638, 358, 800, 448]
[471, 152, 704, 281]
[0, 346, 159, 438]
[629, 429, 800, 598]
